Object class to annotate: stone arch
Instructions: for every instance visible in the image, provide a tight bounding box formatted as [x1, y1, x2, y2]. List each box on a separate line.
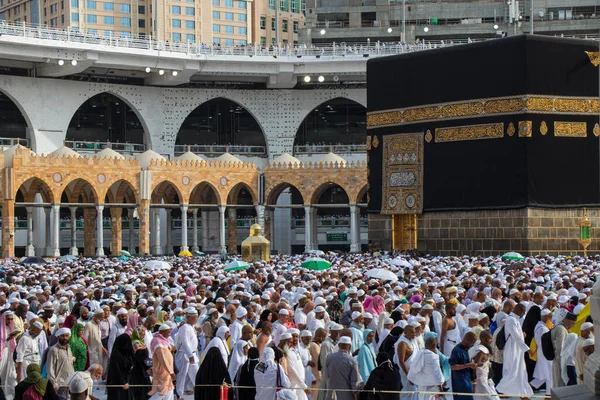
[66, 91, 152, 149]
[189, 181, 222, 206]
[151, 180, 183, 204]
[309, 181, 352, 206]
[16, 177, 55, 203]
[355, 183, 369, 205]
[174, 96, 268, 157]
[266, 182, 304, 206]
[227, 182, 257, 205]
[294, 97, 367, 149]
[62, 178, 99, 204]
[103, 179, 140, 205]
[0, 89, 33, 144]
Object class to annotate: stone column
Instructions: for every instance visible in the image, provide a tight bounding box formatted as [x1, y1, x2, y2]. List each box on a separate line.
[44, 207, 52, 256]
[255, 205, 265, 230]
[83, 208, 96, 256]
[304, 205, 312, 253]
[180, 205, 189, 252]
[95, 205, 105, 256]
[152, 208, 162, 255]
[110, 208, 122, 256]
[1, 199, 15, 258]
[201, 209, 209, 251]
[228, 207, 237, 255]
[69, 206, 78, 256]
[165, 209, 173, 255]
[137, 199, 150, 255]
[349, 204, 360, 253]
[218, 205, 226, 254]
[312, 207, 319, 250]
[25, 207, 35, 256]
[127, 208, 135, 252]
[51, 204, 60, 257]
[264, 207, 272, 241]
[191, 208, 199, 252]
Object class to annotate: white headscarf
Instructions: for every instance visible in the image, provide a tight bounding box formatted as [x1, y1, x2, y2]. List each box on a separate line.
[202, 326, 230, 366]
[561, 333, 578, 385]
[228, 340, 248, 381]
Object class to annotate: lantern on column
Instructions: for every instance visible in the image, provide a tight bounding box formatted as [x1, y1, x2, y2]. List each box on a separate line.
[579, 208, 592, 256]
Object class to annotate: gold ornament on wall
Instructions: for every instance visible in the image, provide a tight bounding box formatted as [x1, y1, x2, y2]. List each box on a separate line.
[425, 130, 432, 143]
[594, 123, 600, 137]
[372, 135, 379, 148]
[518, 121, 532, 137]
[366, 136, 372, 150]
[540, 121, 548, 135]
[507, 123, 515, 136]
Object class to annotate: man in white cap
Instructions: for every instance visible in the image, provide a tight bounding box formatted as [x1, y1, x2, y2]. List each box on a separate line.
[230, 306, 247, 349]
[83, 309, 106, 369]
[47, 327, 75, 400]
[285, 329, 309, 400]
[149, 324, 176, 400]
[107, 308, 128, 355]
[273, 308, 290, 346]
[15, 320, 43, 382]
[68, 372, 89, 400]
[531, 309, 553, 394]
[349, 311, 364, 355]
[575, 322, 595, 383]
[175, 307, 199, 396]
[317, 324, 343, 400]
[307, 306, 326, 335]
[574, 293, 588, 315]
[325, 336, 360, 400]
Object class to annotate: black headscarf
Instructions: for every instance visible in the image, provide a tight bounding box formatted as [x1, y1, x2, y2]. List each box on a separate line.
[106, 334, 134, 400]
[195, 347, 232, 400]
[236, 347, 260, 400]
[379, 326, 403, 360]
[359, 353, 402, 400]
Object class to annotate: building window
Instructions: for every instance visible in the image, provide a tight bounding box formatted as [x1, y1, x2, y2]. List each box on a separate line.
[120, 17, 130, 26]
[103, 2, 113, 10]
[279, 0, 287, 11]
[104, 15, 114, 24]
[88, 28, 96, 33]
[224, 25, 233, 34]
[185, 6, 194, 15]
[138, 19, 145, 27]
[212, 0, 218, 5]
[121, 31, 130, 37]
[61, 1, 64, 10]
[293, 20, 298, 33]
[224, 12, 232, 20]
[237, 0, 245, 8]
[224, 0, 232, 6]
[282, 19, 287, 32]
[212, 11, 219, 19]
[138, 5, 145, 13]
[186, 33, 195, 41]
[260, 36, 266, 45]
[291, 0, 297, 12]
[238, 39, 246, 45]
[71, 12, 79, 21]
[268, 0, 274, 10]
[104, 30, 113, 36]
[86, 13, 96, 22]
[212, 24, 220, 33]
[86, 0, 95, 9]
[260, 15, 265, 29]
[213, 37, 221, 44]
[272, 37, 276, 44]
[238, 26, 246, 34]
[172, 19, 181, 28]
[271, 17, 275, 31]
[238, 13, 246, 22]
[71, 0, 77, 7]
[225, 38, 234, 46]
[171, 5, 180, 14]
[120, 4, 129, 12]
[186, 20, 194, 29]
[172, 32, 181, 41]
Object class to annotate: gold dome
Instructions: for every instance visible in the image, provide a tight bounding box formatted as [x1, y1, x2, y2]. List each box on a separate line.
[250, 223, 263, 236]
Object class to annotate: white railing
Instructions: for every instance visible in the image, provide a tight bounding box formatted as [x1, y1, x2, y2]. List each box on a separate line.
[64, 140, 145, 154]
[0, 137, 29, 147]
[0, 20, 474, 59]
[174, 144, 267, 156]
[294, 144, 367, 154]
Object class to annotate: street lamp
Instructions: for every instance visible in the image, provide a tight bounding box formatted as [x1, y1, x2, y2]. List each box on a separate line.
[320, 29, 326, 35]
[304, 76, 311, 82]
[493, 24, 499, 30]
[387, 27, 393, 33]
[318, 76, 325, 82]
[423, 27, 429, 32]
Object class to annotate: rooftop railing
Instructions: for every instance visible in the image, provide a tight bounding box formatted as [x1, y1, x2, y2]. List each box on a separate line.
[174, 144, 267, 157]
[294, 144, 367, 155]
[64, 140, 146, 154]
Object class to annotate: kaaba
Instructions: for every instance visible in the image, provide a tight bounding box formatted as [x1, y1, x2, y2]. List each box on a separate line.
[366, 35, 600, 255]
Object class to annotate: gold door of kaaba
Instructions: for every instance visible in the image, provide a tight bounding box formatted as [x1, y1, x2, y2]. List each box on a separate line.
[392, 214, 417, 250]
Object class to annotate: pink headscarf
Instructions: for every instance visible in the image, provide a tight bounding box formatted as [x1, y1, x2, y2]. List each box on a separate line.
[0, 311, 16, 355]
[363, 297, 373, 312]
[365, 295, 385, 316]
[150, 331, 171, 353]
[125, 312, 139, 336]
[185, 285, 197, 300]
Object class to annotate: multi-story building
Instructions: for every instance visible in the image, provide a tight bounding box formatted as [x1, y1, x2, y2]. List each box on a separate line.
[300, 0, 600, 44]
[0, 0, 305, 46]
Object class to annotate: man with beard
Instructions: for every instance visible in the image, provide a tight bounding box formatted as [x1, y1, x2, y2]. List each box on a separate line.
[449, 331, 478, 400]
[175, 308, 200, 396]
[200, 307, 219, 352]
[47, 327, 75, 400]
[15, 320, 43, 382]
[317, 323, 343, 400]
[285, 329, 309, 400]
[84, 309, 107, 368]
[107, 308, 128, 354]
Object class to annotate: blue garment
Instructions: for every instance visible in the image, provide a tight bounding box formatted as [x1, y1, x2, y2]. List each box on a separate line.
[357, 329, 377, 382]
[350, 326, 364, 354]
[437, 349, 451, 382]
[449, 343, 474, 400]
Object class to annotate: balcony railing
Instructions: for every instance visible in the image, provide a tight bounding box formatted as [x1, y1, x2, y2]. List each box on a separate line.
[174, 145, 267, 157]
[294, 144, 367, 155]
[0, 137, 29, 147]
[64, 140, 146, 154]
[293, 217, 368, 227]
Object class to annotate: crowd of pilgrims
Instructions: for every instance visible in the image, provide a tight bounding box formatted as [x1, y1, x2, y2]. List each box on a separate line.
[0, 253, 595, 400]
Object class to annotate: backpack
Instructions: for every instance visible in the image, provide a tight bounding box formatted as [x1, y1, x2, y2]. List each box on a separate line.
[22, 385, 43, 400]
[495, 326, 510, 350]
[489, 320, 498, 335]
[541, 329, 555, 361]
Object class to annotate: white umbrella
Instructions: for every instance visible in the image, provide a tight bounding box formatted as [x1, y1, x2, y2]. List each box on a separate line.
[365, 268, 398, 282]
[144, 260, 171, 270]
[307, 249, 325, 256]
[390, 257, 411, 268]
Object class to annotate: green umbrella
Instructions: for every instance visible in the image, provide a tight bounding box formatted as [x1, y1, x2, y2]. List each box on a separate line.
[118, 255, 130, 261]
[300, 257, 331, 271]
[120, 250, 132, 257]
[225, 260, 250, 272]
[502, 251, 524, 261]
[60, 254, 77, 261]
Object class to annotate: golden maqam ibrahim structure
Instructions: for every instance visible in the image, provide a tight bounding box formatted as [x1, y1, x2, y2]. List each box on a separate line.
[1, 145, 367, 257]
[241, 223, 270, 262]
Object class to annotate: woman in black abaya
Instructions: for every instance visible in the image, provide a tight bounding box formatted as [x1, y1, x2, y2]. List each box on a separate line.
[195, 347, 232, 400]
[359, 353, 402, 400]
[235, 347, 260, 400]
[106, 333, 134, 400]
